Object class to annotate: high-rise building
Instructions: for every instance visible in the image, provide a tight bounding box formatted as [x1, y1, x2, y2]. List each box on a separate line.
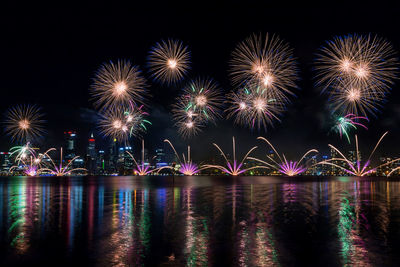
[96, 150, 105, 174]
[87, 133, 96, 159]
[0, 152, 10, 173]
[330, 147, 338, 175]
[318, 155, 330, 175]
[305, 155, 318, 175]
[155, 148, 166, 164]
[107, 139, 118, 173]
[117, 146, 133, 173]
[64, 131, 77, 161]
[143, 148, 149, 164]
[73, 158, 85, 169]
[86, 133, 97, 174]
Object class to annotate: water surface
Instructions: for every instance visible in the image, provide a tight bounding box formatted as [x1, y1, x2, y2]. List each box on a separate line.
[0, 176, 399, 266]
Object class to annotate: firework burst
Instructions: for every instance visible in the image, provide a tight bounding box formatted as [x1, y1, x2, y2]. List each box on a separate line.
[203, 137, 265, 176]
[229, 33, 298, 104]
[182, 78, 223, 123]
[318, 132, 400, 176]
[334, 114, 369, 143]
[315, 34, 398, 117]
[315, 34, 398, 94]
[226, 85, 282, 130]
[329, 80, 384, 117]
[98, 102, 151, 143]
[4, 104, 45, 143]
[164, 139, 206, 175]
[172, 78, 223, 138]
[147, 39, 191, 85]
[174, 117, 203, 139]
[90, 60, 148, 109]
[249, 137, 318, 176]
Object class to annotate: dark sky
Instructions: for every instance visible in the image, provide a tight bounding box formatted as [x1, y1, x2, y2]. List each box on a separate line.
[1, 1, 400, 161]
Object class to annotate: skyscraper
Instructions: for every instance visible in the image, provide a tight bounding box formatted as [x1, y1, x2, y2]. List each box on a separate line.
[86, 133, 97, 174]
[0, 152, 10, 173]
[305, 155, 318, 175]
[117, 146, 133, 174]
[64, 131, 77, 161]
[97, 150, 105, 174]
[106, 139, 118, 174]
[87, 134, 96, 159]
[330, 147, 338, 175]
[318, 155, 330, 175]
[155, 148, 167, 168]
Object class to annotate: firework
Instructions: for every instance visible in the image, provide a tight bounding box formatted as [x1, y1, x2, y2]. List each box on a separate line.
[98, 102, 151, 143]
[315, 34, 398, 94]
[182, 78, 223, 123]
[164, 139, 206, 175]
[9, 155, 40, 176]
[388, 167, 400, 177]
[229, 33, 298, 102]
[329, 80, 383, 117]
[39, 147, 86, 176]
[9, 142, 36, 164]
[125, 140, 168, 175]
[4, 104, 45, 143]
[9, 147, 55, 176]
[315, 34, 398, 117]
[90, 60, 148, 109]
[171, 96, 203, 138]
[174, 118, 203, 139]
[335, 114, 369, 143]
[248, 137, 318, 176]
[172, 78, 223, 137]
[318, 132, 400, 176]
[202, 137, 265, 176]
[147, 39, 191, 84]
[226, 85, 282, 130]
[24, 164, 39, 176]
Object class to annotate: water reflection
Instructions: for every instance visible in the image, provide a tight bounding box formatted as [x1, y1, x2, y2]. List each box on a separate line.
[8, 178, 28, 253]
[0, 176, 400, 266]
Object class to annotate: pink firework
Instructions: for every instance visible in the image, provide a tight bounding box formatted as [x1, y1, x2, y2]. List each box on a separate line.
[126, 140, 169, 175]
[164, 140, 206, 175]
[336, 113, 369, 143]
[9, 148, 54, 176]
[132, 161, 152, 176]
[39, 148, 87, 176]
[318, 132, 400, 177]
[179, 162, 200, 176]
[203, 137, 266, 176]
[24, 165, 38, 176]
[278, 161, 307, 176]
[249, 137, 318, 176]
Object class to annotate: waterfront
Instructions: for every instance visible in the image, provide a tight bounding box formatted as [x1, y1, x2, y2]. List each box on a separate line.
[1, 176, 400, 266]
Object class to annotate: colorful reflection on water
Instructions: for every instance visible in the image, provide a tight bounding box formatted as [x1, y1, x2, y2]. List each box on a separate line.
[0, 176, 400, 266]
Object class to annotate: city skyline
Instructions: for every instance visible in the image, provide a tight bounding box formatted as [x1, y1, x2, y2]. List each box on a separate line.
[1, 128, 399, 177]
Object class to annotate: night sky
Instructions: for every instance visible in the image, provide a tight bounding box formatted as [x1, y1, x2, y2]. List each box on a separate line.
[1, 1, 400, 161]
